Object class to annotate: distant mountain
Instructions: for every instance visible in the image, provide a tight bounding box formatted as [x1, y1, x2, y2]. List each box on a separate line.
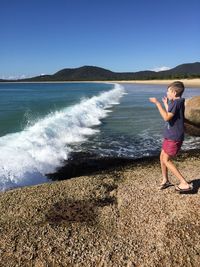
[1, 62, 200, 82]
[53, 66, 116, 81]
[155, 62, 200, 79]
[167, 62, 200, 74]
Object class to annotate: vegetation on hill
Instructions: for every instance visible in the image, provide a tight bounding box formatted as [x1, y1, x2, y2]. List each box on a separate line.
[1, 62, 200, 82]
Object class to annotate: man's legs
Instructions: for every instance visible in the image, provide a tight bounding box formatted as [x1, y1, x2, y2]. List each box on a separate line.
[162, 150, 191, 189]
[160, 149, 169, 185]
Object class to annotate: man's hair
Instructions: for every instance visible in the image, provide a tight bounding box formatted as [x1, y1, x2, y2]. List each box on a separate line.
[168, 81, 185, 97]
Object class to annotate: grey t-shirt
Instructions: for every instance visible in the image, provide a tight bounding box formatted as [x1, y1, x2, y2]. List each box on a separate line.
[163, 98, 185, 141]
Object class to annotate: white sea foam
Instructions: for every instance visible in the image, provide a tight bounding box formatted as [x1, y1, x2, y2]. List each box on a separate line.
[0, 83, 125, 191]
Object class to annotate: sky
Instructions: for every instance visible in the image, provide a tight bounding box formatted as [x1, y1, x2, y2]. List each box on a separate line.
[0, 0, 200, 79]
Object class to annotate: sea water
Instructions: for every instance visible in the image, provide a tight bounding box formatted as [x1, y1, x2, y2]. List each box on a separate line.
[0, 82, 200, 191]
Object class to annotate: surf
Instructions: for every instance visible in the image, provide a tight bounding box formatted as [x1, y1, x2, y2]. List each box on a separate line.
[0, 83, 125, 191]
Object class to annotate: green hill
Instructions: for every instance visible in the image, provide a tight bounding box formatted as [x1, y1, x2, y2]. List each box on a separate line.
[1, 62, 200, 82]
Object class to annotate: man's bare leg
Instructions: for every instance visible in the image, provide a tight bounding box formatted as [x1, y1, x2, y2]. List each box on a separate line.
[162, 150, 191, 189]
[160, 149, 169, 185]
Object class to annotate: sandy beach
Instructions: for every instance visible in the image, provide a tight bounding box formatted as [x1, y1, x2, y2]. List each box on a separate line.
[0, 150, 200, 266]
[1, 78, 200, 88]
[117, 78, 200, 88]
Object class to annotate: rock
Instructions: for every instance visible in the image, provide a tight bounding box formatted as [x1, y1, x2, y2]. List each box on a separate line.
[185, 96, 200, 126]
[185, 96, 200, 136]
[184, 121, 200, 136]
[1, 152, 200, 266]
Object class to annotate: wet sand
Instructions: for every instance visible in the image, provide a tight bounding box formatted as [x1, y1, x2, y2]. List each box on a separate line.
[0, 150, 200, 266]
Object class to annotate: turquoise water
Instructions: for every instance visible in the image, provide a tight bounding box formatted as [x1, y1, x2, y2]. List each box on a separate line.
[0, 82, 111, 136]
[77, 83, 200, 157]
[0, 82, 200, 191]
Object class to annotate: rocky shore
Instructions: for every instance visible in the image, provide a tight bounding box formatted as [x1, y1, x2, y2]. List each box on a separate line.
[0, 150, 200, 267]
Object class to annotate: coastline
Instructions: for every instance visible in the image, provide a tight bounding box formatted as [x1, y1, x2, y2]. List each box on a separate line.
[117, 78, 200, 88]
[1, 78, 200, 87]
[0, 149, 200, 266]
[47, 149, 200, 181]
[0, 80, 200, 265]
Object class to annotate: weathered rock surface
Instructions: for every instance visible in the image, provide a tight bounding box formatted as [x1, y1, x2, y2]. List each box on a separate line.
[185, 96, 200, 136]
[0, 151, 200, 267]
[184, 121, 200, 136]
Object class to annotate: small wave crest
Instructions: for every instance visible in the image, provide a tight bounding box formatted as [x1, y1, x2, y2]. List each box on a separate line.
[0, 83, 125, 191]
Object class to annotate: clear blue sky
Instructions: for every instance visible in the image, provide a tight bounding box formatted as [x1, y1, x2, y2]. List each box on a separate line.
[0, 0, 199, 78]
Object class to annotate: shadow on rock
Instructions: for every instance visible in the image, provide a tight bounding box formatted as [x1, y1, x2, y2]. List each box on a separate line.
[45, 196, 117, 226]
[179, 179, 200, 195]
[47, 152, 135, 181]
[190, 178, 200, 194]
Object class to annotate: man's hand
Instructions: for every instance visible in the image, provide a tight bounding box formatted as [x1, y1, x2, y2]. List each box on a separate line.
[162, 96, 168, 105]
[149, 97, 158, 104]
[162, 96, 168, 111]
[149, 97, 174, 121]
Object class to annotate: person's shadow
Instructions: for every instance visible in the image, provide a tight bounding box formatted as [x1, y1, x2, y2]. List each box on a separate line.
[181, 178, 200, 194]
[191, 178, 200, 193]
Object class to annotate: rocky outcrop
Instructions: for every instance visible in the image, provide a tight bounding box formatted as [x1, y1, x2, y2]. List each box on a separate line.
[0, 151, 200, 266]
[184, 121, 200, 136]
[185, 96, 200, 136]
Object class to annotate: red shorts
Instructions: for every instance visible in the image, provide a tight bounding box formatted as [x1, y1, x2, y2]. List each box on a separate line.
[162, 138, 183, 157]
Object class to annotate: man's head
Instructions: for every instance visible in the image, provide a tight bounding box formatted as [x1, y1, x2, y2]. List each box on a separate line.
[167, 81, 185, 100]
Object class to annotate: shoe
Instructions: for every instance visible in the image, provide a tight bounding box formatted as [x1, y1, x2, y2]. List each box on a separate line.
[175, 184, 193, 193]
[159, 181, 173, 190]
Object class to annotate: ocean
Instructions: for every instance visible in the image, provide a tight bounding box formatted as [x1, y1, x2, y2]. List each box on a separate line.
[0, 82, 200, 191]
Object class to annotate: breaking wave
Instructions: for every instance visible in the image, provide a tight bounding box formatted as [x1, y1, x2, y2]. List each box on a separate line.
[0, 83, 125, 191]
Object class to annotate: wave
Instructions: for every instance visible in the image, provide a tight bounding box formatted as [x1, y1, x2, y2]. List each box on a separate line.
[0, 83, 125, 191]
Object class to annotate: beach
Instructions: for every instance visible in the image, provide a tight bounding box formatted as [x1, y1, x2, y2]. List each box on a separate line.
[1, 82, 200, 191]
[118, 78, 200, 88]
[0, 150, 200, 266]
[1, 0, 200, 264]
[0, 81, 200, 266]
[1, 78, 200, 88]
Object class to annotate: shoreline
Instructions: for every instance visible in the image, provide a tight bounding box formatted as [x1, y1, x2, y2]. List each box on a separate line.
[1, 78, 200, 87]
[47, 148, 200, 182]
[2, 148, 200, 194]
[118, 78, 200, 88]
[0, 147, 200, 266]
